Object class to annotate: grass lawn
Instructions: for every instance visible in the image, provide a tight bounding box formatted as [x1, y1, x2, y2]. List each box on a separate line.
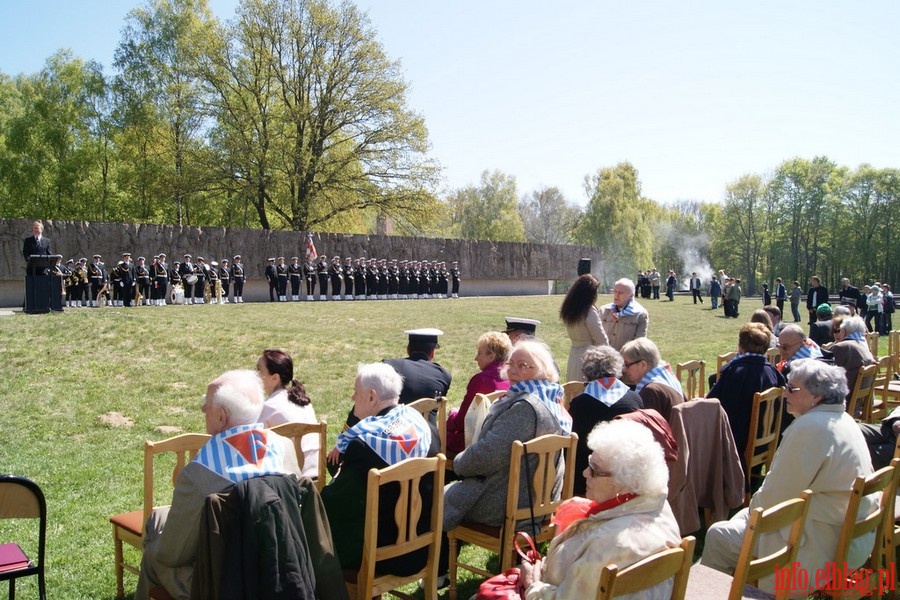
[0, 294, 876, 598]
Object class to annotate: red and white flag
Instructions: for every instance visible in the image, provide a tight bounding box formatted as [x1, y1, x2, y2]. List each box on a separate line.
[304, 234, 317, 261]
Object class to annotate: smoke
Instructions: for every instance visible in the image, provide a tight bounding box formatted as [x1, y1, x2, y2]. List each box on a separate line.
[678, 233, 714, 289]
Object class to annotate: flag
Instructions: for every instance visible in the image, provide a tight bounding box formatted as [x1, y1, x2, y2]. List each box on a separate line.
[304, 234, 317, 261]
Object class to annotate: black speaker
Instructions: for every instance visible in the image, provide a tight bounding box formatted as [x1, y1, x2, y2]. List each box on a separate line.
[577, 258, 591, 276]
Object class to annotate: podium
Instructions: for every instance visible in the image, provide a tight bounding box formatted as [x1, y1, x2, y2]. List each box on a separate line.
[25, 255, 63, 314]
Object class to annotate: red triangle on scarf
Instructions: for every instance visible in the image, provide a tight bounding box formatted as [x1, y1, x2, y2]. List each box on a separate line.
[390, 426, 419, 455]
[225, 430, 269, 465]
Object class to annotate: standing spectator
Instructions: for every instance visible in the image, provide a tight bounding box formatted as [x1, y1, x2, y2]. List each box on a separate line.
[690, 272, 703, 304]
[806, 276, 828, 325]
[761, 283, 771, 306]
[649, 268, 661, 300]
[865, 284, 884, 334]
[883, 284, 894, 333]
[838, 278, 862, 315]
[790, 280, 803, 322]
[599, 278, 649, 351]
[709, 276, 721, 310]
[774, 277, 787, 315]
[560, 274, 610, 381]
[665, 270, 677, 301]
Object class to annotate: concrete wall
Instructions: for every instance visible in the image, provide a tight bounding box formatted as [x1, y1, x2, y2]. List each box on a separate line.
[1, 218, 603, 306]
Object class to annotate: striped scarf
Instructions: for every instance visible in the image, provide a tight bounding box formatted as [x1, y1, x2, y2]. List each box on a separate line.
[335, 404, 432, 464]
[607, 299, 642, 319]
[508, 379, 572, 434]
[584, 377, 631, 407]
[194, 423, 288, 484]
[791, 339, 823, 361]
[636, 363, 683, 396]
[845, 332, 865, 342]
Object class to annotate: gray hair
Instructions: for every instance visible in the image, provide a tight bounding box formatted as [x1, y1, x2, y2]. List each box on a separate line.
[615, 277, 636, 296]
[788, 359, 848, 405]
[833, 305, 852, 317]
[582, 346, 624, 380]
[357, 362, 403, 403]
[587, 419, 668, 496]
[841, 315, 867, 336]
[620, 337, 662, 369]
[209, 369, 265, 425]
[511, 340, 559, 383]
[779, 323, 807, 342]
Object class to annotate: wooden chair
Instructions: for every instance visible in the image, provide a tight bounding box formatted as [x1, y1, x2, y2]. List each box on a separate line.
[0, 475, 47, 600]
[562, 380, 585, 410]
[715, 351, 737, 382]
[407, 396, 448, 456]
[485, 390, 507, 402]
[866, 331, 880, 358]
[765, 347, 782, 367]
[269, 421, 328, 491]
[109, 432, 210, 599]
[847, 363, 878, 421]
[882, 453, 900, 574]
[889, 330, 900, 373]
[869, 356, 893, 425]
[827, 462, 897, 593]
[743, 386, 785, 506]
[686, 490, 811, 600]
[676, 359, 706, 399]
[596, 536, 695, 600]
[447, 433, 578, 600]
[344, 454, 446, 600]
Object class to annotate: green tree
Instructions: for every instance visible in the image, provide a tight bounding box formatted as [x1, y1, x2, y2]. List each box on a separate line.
[446, 170, 525, 241]
[518, 186, 582, 245]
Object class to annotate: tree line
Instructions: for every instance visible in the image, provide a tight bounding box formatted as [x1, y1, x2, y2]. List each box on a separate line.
[0, 0, 897, 294]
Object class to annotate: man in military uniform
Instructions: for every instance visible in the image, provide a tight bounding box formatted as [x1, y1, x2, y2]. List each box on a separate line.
[193, 257, 208, 304]
[275, 256, 288, 302]
[218, 259, 231, 303]
[76, 258, 90, 307]
[437, 261, 448, 298]
[265, 257, 277, 302]
[135, 257, 151, 306]
[88, 254, 106, 307]
[303, 257, 316, 301]
[504, 317, 542, 344]
[328, 255, 343, 300]
[117, 252, 137, 307]
[64, 259, 76, 307]
[152, 254, 169, 306]
[316, 254, 329, 300]
[179, 254, 195, 304]
[382, 328, 452, 405]
[343, 257, 355, 300]
[206, 260, 220, 303]
[450, 261, 461, 299]
[288, 257, 303, 301]
[366, 258, 378, 300]
[230, 255, 245, 303]
[387, 259, 400, 300]
[354, 257, 366, 300]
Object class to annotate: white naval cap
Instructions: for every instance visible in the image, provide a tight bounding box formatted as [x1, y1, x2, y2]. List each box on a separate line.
[404, 328, 444, 347]
[504, 317, 541, 334]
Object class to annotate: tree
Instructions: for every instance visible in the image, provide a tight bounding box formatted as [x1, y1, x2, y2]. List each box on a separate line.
[518, 186, 582, 245]
[445, 170, 525, 241]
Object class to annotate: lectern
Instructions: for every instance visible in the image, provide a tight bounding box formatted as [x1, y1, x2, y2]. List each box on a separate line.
[25, 255, 63, 314]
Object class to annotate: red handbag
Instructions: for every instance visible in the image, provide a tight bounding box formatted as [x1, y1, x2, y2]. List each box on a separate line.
[475, 532, 541, 600]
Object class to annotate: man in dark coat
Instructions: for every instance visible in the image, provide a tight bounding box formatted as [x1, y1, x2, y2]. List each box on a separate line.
[806, 275, 829, 325]
[382, 328, 453, 406]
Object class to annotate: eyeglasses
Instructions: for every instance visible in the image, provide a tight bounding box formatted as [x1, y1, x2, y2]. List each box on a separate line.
[623, 359, 643, 368]
[506, 361, 536, 371]
[587, 457, 613, 478]
[785, 386, 802, 394]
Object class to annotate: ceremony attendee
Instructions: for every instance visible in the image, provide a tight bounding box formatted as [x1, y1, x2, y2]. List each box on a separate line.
[446, 331, 512, 456]
[776, 324, 824, 374]
[749, 309, 777, 348]
[152, 254, 169, 306]
[883, 284, 894, 333]
[559, 274, 610, 381]
[859, 405, 900, 470]
[288, 257, 303, 301]
[303, 257, 317, 301]
[690, 272, 703, 304]
[275, 256, 289, 302]
[316, 254, 329, 300]
[117, 252, 137, 307]
[450, 260, 461, 298]
[831, 316, 875, 404]
[701, 360, 876, 596]
[865, 284, 884, 334]
[135, 256, 151, 305]
[135, 369, 302, 600]
[709, 276, 721, 310]
[762, 305, 786, 336]
[568, 345, 643, 496]
[599, 278, 649, 351]
[649, 268, 661, 300]
[381, 328, 452, 408]
[504, 317, 542, 344]
[806, 275, 828, 325]
[179, 254, 195, 304]
[342, 257, 354, 300]
[230, 255, 244, 303]
[322, 362, 439, 574]
[620, 338, 683, 421]
[22, 220, 52, 264]
[257, 349, 320, 479]
[521, 420, 680, 599]
[217, 258, 230, 303]
[774, 277, 788, 315]
[790, 280, 803, 322]
[761, 282, 771, 306]
[707, 323, 785, 475]
[725, 277, 742, 318]
[808, 303, 834, 346]
[264, 257, 277, 302]
[328, 255, 343, 300]
[838, 277, 862, 314]
[665, 270, 677, 301]
[88, 254, 106, 307]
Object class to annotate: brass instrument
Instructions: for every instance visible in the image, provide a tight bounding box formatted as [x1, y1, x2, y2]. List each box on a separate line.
[96, 283, 108, 307]
[134, 283, 143, 306]
[215, 280, 223, 304]
[203, 279, 211, 304]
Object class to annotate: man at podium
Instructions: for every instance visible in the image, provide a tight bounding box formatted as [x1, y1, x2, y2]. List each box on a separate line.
[23, 220, 52, 262]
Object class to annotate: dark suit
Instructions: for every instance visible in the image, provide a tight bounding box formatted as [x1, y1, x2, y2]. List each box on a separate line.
[383, 354, 452, 405]
[23, 236, 53, 275]
[806, 284, 829, 324]
[809, 319, 834, 347]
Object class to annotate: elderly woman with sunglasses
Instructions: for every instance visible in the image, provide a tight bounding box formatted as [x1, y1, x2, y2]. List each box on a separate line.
[831, 315, 876, 403]
[521, 419, 680, 599]
[701, 359, 877, 596]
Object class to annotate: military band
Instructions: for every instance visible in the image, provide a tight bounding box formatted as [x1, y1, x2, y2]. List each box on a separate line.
[289, 257, 303, 301]
[230, 255, 245, 303]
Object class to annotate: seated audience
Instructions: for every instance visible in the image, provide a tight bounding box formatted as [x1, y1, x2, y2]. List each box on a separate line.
[446, 331, 512, 455]
[136, 370, 302, 600]
[520, 419, 681, 599]
[808, 303, 834, 347]
[859, 406, 900, 470]
[707, 323, 785, 475]
[257, 348, 320, 479]
[560, 274, 610, 381]
[599, 277, 649, 351]
[442, 340, 570, 574]
[762, 305, 785, 336]
[620, 337, 684, 421]
[701, 360, 877, 595]
[569, 345, 643, 495]
[776, 324, 823, 374]
[322, 362, 439, 574]
[750, 308, 777, 348]
[831, 315, 876, 404]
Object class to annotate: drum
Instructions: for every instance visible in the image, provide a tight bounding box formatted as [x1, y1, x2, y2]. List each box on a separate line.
[170, 284, 185, 305]
[185, 274, 198, 285]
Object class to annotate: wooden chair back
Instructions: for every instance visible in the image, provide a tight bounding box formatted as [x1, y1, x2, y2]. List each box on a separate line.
[866, 331, 880, 358]
[447, 433, 578, 600]
[869, 356, 892, 424]
[485, 390, 507, 402]
[596, 536, 695, 600]
[831, 462, 897, 586]
[269, 421, 328, 491]
[732, 490, 811, 598]
[744, 387, 784, 505]
[407, 396, 448, 456]
[0, 475, 47, 600]
[345, 454, 446, 600]
[846, 363, 878, 421]
[882, 457, 900, 573]
[765, 347, 782, 367]
[562, 381, 585, 410]
[889, 330, 900, 373]
[676, 360, 706, 399]
[716, 352, 737, 381]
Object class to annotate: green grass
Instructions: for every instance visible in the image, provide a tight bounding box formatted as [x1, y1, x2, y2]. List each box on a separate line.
[0, 294, 881, 598]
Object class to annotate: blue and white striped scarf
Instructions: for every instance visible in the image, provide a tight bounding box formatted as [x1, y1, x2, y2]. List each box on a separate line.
[335, 404, 432, 464]
[790, 339, 823, 361]
[508, 379, 572, 434]
[636, 363, 683, 396]
[194, 423, 288, 484]
[607, 299, 642, 319]
[584, 377, 631, 407]
[845, 332, 865, 342]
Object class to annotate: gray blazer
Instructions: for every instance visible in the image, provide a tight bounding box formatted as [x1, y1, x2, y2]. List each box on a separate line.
[443, 390, 565, 530]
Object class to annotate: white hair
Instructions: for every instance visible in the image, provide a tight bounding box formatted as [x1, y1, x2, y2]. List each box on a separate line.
[209, 369, 264, 425]
[587, 419, 668, 495]
[357, 362, 402, 403]
[841, 316, 867, 336]
[615, 277, 636, 296]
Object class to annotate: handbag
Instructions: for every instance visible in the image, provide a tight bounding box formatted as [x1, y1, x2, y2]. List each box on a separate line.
[475, 532, 540, 600]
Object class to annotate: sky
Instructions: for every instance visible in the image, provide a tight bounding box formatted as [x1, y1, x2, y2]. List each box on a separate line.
[1, 0, 898, 206]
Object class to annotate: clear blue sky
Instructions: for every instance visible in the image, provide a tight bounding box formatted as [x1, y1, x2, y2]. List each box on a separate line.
[2, 0, 898, 206]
